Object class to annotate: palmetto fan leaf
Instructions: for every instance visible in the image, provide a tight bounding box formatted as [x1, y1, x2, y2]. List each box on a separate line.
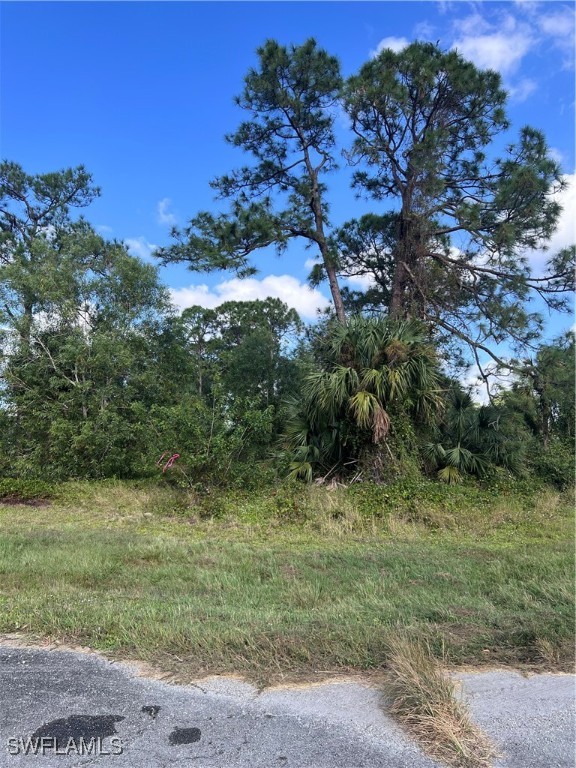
[414, 388, 445, 423]
[443, 444, 488, 475]
[282, 315, 443, 480]
[348, 390, 377, 429]
[304, 366, 360, 421]
[359, 367, 387, 399]
[423, 442, 446, 462]
[348, 390, 391, 442]
[385, 366, 409, 400]
[289, 459, 313, 482]
[437, 465, 462, 484]
[427, 386, 524, 482]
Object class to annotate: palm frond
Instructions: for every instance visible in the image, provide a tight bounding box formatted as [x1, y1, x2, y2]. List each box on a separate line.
[437, 465, 462, 484]
[348, 390, 378, 429]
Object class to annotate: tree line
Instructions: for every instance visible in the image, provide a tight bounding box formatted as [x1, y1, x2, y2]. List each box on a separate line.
[1, 40, 573, 488]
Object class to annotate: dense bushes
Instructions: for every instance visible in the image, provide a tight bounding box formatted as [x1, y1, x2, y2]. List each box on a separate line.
[530, 438, 575, 491]
[0, 157, 571, 489]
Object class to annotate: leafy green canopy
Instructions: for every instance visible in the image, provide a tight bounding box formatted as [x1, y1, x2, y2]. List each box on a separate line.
[0, 162, 187, 478]
[179, 297, 303, 405]
[502, 333, 575, 448]
[0, 161, 100, 345]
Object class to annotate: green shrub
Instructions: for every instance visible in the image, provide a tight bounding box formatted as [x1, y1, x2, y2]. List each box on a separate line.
[531, 438, 575, 490]
[0, 478, 54, 502]
[272, 482, 310, 523]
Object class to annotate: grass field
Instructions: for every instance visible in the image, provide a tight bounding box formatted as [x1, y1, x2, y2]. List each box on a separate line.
[0, 479, 573, 685]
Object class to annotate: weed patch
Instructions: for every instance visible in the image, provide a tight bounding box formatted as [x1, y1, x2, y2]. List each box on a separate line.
[384, 634, 497, 768]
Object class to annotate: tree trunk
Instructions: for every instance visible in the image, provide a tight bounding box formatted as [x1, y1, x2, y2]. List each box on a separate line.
[389, 213, 412, 319]
[323, 254, 347, 323]
[389, 211, 427, 321]
[389, 259, 408, 319]
[19, 298, 34, 350]
[305, 152, 346, 323]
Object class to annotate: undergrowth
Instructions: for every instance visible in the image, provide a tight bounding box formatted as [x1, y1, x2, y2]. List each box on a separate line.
[0, 477, 572, 685]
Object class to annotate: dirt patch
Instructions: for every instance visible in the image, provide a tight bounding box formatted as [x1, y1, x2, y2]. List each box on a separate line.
[0, 632, 388, 690]
[0, 497, 51, 507]
[0, 633, 99, 655]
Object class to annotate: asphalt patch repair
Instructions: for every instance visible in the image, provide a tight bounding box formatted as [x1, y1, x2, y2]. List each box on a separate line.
[29, 714, 125, 749]
[21, 712, 202, 753]
[0, 645, 574, 767]
[168, 726, 202, 745]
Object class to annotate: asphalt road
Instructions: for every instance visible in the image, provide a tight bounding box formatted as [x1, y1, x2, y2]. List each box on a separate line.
[0, 646, 574, 768]
[457, 670, 575, 768]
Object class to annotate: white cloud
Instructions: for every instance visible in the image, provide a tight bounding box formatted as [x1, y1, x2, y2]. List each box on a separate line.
[538, 7, 575, 65]
[413, 20, 435, 40]
[96, 224, 113, 235]
[304, 257, 322, 271]
[453, 27, 532, 75]
[538, 8, 575, 40]
[451, 5, 574, 78]
[513, 0, 540, 12]
[460, 361, 517, 405]
[458, 352, 516, 405]
[371, 36, 410, 58]
[453, 13, 492, 37]
[437, 1, 455, 16]
[461, 365, 492, 404]
[549, 147, 565, 165]
[170, 274, 331, 320]
[508, 77, 538, 102]
[526, 173, 576, 271]
[125, 236, 158, 261]
[345, 273, 376, 290]
[157, 198, 177, 227]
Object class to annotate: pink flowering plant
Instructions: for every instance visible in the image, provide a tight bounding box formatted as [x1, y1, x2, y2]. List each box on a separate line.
[156, 452, 181, 473]
[155, 451, 195, 488]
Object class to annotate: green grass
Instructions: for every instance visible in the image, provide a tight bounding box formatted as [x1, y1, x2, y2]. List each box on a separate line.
[0, 479, 573, 684]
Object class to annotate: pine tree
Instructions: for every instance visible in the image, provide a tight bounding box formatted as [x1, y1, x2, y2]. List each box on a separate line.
[156, 39, 347, 321]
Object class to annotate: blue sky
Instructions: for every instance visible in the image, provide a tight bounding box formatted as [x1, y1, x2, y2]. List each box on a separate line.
[1, 1, 574, 338]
